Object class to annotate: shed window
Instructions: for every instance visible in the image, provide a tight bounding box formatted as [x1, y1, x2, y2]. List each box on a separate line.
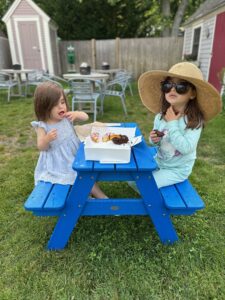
[192, 27, 201, 60]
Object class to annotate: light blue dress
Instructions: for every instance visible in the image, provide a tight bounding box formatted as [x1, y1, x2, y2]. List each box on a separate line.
[31, 118, 80, 185]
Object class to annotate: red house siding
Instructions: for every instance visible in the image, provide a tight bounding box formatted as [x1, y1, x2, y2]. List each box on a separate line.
[208, 11, 225, 91]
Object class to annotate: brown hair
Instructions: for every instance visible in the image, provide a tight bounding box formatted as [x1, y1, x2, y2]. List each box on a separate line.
[34, 81, 69, 121]
[160, 78, 204, 129]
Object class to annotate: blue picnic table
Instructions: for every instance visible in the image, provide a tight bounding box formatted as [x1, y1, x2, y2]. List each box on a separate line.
[25, 123, 204, 250]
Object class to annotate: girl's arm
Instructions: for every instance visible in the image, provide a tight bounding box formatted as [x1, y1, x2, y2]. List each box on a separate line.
[167, 121, 202, 155]
[165, 106, 202, 154]
[149, 113, 162, 145]
[36, 127, 57, 151]
[64, 111, 89, 122]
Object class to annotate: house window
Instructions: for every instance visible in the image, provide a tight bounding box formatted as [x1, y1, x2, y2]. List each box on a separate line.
[192, 27, 201, 60]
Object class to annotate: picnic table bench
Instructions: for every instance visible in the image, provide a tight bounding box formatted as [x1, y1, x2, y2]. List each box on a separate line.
[24, 123, 205, 250]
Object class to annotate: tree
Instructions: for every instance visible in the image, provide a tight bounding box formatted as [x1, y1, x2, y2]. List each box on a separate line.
[0, 0, 14, 34]
[171, 0, 189, 36]
[140, 0, 206, 37]
[161, 0, 171, 37]
[0, 0, 205, 39]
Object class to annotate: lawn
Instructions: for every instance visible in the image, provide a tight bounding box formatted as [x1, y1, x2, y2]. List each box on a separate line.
[0, 85, 225, 300]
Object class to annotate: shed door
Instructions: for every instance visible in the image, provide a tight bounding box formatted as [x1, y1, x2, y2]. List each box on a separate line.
[18, 21, 42, 69]
[208, 11, 225, 91]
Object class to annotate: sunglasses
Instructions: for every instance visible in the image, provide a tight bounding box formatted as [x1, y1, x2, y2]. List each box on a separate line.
[161, 81, 194, 94]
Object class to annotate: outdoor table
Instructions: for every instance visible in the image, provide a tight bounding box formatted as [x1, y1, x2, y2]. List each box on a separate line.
[1, 68, 35, 96]
[63, 72, 109, 83]
[94, 68, 121, 80]
[47, 122, 179, 250]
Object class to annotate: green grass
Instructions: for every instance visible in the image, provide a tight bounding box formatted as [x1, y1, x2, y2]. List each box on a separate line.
[0, 85, 225, 300]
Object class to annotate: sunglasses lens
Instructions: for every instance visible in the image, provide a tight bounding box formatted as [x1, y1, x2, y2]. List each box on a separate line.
[176, 83, 189, 94]
[161, 81, 191, 94]
[161, 82, 173, 93]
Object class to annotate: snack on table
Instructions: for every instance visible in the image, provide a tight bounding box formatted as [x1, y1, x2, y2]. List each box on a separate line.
[102, 132, 111, 142]
[109, 133, 121, 140]
[102, 133, 123, 142]
[91, 132, 129, 144]
[154, 129, 164, 137]
[112, 135, 129, 145]
[91, 132, 100, 143]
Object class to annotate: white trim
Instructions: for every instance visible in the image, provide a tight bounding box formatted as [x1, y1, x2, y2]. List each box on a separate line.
[14, 16, 46, 70]
[206, 16, 216, 80]
[6, 19, 17, 64]
[2, 0, 21, 23]
[25, 0, 50, 22]
[190, 23, 203, 61]
[43, 20, 54, 73]
[183, 6, 225, 28]
[2, 0, 50, 23]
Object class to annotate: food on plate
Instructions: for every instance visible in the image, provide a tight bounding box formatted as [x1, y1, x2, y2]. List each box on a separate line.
[102, 133, 111, 142]
[90, 132, 100, 143]
[102, 133, 123, 142]
[91, 132, 129, 144]
[109, 133, 121, 140]
[112, 135, 129, 145]
[154, 129, 164, 137]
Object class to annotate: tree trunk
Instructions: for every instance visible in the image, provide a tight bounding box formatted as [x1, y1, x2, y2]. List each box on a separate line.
[161, 0, 171, 37]
[171, 0, 189, 37]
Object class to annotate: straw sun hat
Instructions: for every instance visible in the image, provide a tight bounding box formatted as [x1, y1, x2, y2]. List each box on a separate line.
[138, 62, 222, 121]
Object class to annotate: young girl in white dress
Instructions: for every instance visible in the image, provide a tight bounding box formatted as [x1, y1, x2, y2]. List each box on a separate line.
[31, 81, 107, 198]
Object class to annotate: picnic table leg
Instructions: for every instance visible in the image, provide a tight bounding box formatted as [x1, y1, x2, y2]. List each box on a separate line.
[136, 173, 178, 244]
[47, 172, 96, 250]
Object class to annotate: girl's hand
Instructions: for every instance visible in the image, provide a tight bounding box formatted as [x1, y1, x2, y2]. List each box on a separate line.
[46, 129, 57, 142]
[149, 130, 161, 144]
[64, 111, 89, 122]
[164, 106, 182, 122]
[37, 127, 57, 151]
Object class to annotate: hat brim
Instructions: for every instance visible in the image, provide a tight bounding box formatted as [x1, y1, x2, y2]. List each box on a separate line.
[138, 70, 222, 121]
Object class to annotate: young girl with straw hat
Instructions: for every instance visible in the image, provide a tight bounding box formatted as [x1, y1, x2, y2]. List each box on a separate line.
[137, 62, 222, 188]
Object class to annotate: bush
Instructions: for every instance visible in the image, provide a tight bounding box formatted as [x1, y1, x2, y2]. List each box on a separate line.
[222, 92, 225, 111]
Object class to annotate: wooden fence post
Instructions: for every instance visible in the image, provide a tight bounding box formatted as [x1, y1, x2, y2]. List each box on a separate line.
[91, 39, 96, 69]
[115, 37, 121, 68]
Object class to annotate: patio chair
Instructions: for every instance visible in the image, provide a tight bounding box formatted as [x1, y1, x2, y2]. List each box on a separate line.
[25, 71, 69, 96]
[101, 77, 128, 116]
[25, 70, 45, 96]
[0, 71, 19, 102]
[42, 72, 71, 95]
[114, 70, 133, 96]
[70, 80, 101, 121]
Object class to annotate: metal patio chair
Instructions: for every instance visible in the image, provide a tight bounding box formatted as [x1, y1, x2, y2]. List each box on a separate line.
[25, 70, 45, 96]
[114, 70, 133, 96]
[70, 80, 101, 121]
[25, 71, 69, 96]
[101, 77, 128, 116]
[0, 71, 19, 102]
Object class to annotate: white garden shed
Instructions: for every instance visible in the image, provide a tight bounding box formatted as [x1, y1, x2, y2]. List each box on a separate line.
[2, 0, 61, 75]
